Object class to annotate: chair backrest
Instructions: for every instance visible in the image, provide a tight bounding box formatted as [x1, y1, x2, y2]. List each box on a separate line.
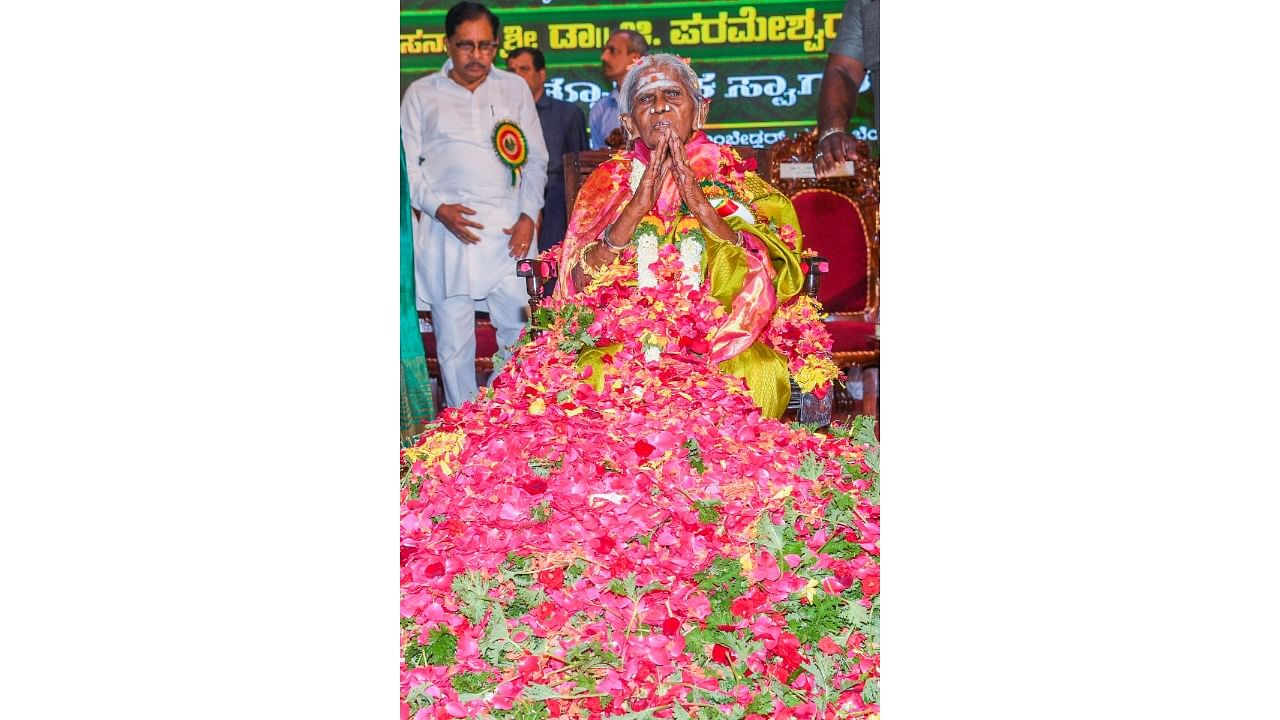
[762, 129, 879, 321]
[563, 145, 769, 217]
[562, 150, 614, 218]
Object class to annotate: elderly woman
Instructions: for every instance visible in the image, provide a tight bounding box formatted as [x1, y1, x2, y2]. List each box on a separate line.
[556, 53, 808, 418]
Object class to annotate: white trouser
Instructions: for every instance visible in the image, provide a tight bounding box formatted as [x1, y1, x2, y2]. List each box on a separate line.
[432, 274, 528, 407]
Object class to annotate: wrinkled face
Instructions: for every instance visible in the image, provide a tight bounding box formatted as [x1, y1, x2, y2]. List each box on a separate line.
[446, 17, 498, 88]
[506, 52, 546, 99]
[600, 33, 640, 84]
[620, 66, 707, 149]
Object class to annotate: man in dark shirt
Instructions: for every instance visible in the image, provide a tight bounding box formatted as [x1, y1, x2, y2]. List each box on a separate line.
[506, 47, 589, 254]
[815, 0, 878, 176]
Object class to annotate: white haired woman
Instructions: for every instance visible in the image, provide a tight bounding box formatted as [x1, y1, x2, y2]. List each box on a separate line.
[555, 53, 809, 418]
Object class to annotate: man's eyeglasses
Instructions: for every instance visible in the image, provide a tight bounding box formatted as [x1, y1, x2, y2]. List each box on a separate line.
[452, 40, 500, 55]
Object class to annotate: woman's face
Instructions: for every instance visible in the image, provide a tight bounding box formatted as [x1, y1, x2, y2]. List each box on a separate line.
[621, 66, 705, 149]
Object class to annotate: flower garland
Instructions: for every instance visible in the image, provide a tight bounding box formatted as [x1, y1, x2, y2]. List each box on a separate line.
[763, 294, 843, 395]
[634, 220, 663, 290]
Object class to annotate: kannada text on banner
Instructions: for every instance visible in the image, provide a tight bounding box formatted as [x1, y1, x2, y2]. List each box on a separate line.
[401, 0, 877, 148]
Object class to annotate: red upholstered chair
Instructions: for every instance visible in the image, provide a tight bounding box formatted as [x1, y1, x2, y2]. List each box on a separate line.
[418, 310, 498, 379]
[764, 129, 880, 418]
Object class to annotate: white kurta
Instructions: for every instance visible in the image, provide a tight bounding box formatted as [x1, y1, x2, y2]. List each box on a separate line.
[401, 62, 549, 304]
[401, 62, 549, 406]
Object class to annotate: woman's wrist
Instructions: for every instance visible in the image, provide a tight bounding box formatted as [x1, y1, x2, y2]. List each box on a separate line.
[691, 201, 723, 228]
[579, 241, 614, 277]
[599, 238, 623, 260]
[588, 243, 608, 264]
[601, 223, 630, 251]
[612, 213, 642, 246]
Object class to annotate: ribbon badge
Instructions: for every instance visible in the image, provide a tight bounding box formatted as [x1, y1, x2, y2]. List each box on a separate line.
[492, 120, 528, 186]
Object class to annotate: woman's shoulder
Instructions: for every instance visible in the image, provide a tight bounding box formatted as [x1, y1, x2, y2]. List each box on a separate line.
[725, 168, 791, 218]
[579, 154, 634, 194]
[587, 152, 632, 175]
[739, 171, 784, 202]
[705, 144, 783, 203]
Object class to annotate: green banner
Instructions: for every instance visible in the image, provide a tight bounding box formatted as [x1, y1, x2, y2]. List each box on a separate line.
[401, 0, 877, 147]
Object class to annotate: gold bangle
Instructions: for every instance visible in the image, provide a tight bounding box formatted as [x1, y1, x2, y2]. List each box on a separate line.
[578, 242, 611, 278]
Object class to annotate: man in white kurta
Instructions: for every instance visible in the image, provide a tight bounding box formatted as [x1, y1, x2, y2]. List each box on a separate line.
[401, 6, 548, 408]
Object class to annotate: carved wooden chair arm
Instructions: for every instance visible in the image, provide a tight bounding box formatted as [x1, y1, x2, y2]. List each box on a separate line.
[801, 254, 828, 298]
[516, 257, 560, 317]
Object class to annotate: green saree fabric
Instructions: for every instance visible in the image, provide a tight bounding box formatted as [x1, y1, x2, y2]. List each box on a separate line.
[401, 138, 436, 442]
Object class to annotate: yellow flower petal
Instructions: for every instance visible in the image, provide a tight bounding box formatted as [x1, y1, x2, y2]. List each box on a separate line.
[802, 578, 820, 603]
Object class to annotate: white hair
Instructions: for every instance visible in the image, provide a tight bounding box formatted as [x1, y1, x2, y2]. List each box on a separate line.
[618, 54, 702, 115]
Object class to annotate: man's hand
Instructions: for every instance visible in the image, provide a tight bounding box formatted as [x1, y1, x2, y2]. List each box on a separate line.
[503, 214, 536, 258]
[815, 130, 859, 177]
[814, 51, 866, 178]
[435, 203, 484, 244]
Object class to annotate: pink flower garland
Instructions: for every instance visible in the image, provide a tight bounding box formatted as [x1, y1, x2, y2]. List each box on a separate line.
[763, 295, 843, 394]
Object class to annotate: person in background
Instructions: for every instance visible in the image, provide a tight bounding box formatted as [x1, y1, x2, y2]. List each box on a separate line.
[400, 1, 548, 407]
[506, 47, 588, 255]
[401, 136, 436, 443]
[588, 29, 647, 149]
[814, 0, 879, 177]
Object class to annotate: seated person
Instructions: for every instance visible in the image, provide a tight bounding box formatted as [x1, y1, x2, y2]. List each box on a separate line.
[556, 53, 815, 418]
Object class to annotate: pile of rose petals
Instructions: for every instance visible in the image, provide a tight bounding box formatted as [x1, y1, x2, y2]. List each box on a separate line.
[401, 247, 879, 720]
